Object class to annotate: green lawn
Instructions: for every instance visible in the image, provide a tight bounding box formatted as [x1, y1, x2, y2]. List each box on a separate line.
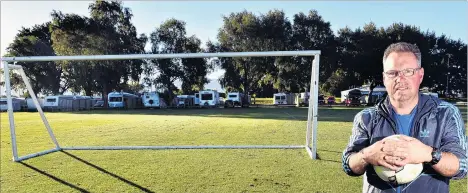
[1, 106, 466, 192]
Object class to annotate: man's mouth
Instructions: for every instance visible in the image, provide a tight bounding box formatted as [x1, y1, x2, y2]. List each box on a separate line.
[395, 87, 408, 91]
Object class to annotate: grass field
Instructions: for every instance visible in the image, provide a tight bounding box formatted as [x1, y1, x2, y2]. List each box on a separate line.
[1, 106, 467, 192]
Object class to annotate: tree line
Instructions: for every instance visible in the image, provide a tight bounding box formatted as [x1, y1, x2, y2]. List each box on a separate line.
[2, 0, 466, 105]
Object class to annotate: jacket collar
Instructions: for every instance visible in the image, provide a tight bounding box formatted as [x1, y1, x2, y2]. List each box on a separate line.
[376, 92, 439, 119]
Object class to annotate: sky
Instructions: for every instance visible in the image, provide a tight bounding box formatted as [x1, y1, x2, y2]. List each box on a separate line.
[1, 1, 467, 95]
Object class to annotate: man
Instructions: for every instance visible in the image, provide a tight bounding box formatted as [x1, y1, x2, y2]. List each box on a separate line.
[341, 42, 467, 193]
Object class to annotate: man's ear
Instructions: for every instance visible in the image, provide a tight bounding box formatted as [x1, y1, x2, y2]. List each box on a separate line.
[419, 67, 424, 84]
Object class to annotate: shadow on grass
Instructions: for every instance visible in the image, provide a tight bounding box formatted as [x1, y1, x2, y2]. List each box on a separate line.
[61, 151, 155, 193]
[316, 153, 341, 164]
[19, 162, 91, 193]
[44, 107, 365, 123]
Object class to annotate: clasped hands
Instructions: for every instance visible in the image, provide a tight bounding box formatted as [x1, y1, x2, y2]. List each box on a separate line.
[361, 135, 433, 171]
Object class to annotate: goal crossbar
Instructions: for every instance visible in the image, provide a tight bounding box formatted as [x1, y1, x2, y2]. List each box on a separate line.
[1, 50, 320, 162]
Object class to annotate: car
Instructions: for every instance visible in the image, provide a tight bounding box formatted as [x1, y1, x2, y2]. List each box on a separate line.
[93, 100, 104, 108]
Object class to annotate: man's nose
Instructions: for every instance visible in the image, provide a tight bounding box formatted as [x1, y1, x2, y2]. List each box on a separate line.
[395, 72, 406, 82]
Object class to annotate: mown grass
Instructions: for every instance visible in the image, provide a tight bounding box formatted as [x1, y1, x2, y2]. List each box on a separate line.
[1, 106, 466, 193]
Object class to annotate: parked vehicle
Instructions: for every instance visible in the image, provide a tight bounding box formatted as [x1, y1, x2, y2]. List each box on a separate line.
[224, 92, 251, 108]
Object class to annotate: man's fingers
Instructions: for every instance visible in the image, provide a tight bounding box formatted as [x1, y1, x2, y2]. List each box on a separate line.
[397, 135, 415, 141]
[382, 143, 407, 153]
[378, 159, 401, 171]
[392, 158, 409, 167]
[392, 150, 408, 159]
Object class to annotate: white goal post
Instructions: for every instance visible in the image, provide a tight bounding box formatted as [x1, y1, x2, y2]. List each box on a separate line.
[1, 50, 320, 162]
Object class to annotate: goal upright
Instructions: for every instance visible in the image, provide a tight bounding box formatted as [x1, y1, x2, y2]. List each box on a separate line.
[1, 50, 321, 162]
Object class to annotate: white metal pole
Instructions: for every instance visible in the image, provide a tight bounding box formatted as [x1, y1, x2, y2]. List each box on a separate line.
[3, 61, 19, 161]
[311, 56, 320, 160]
[15, 65, 61, 149]
[306, 58, 314, 152]
[0, 50, 321, 62]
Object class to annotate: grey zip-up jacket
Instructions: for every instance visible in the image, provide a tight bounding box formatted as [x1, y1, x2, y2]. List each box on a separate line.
[342, 93, 467, 193]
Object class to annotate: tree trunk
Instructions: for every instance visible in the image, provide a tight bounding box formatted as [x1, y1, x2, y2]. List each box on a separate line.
[103, 83, 108, 109]
[366, 80, 376, 106]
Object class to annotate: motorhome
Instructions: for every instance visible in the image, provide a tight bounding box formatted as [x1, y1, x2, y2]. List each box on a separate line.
[273, 93, 296, 105]
[108, 91, 140, 109]
[199, 90, 221, 108]
[142, 92, 161, 108]
[224, 92, 251, 108]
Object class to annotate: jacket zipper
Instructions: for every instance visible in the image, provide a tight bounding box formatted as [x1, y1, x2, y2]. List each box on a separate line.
[378, 110, 398, 135]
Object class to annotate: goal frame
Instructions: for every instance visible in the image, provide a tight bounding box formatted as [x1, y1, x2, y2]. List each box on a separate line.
[1, 50, 320, 162]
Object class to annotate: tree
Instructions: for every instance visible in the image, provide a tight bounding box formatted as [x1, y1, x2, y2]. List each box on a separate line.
[50, 0, 147, 106]
[180, 35, 212, 94]
[213, 10, 293, 95]
[291, 10, 338, 93]
[5, 22, 63, 96]
[148, 18, 186, 103]
[0, 68, 27, 96]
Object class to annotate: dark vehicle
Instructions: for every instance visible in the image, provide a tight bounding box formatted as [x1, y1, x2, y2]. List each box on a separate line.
[345, 89, 362, 107]
[318, 95, 325, 105]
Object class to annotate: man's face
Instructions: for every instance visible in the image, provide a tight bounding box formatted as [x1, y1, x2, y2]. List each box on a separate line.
[383, 52, 424, 102]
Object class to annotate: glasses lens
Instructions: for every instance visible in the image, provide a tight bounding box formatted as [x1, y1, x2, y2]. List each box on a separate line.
[403, 69, 413, 76]
[387, 71, 397, 77]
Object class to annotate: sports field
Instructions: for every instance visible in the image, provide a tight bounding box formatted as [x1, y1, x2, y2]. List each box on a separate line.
[1, 106, 466, 192]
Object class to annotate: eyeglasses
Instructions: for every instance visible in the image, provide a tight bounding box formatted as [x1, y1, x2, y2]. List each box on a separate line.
[383, 68, 421, 78]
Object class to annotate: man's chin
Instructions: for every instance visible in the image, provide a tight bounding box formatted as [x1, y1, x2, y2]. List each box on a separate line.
[391, 94, 408, 102]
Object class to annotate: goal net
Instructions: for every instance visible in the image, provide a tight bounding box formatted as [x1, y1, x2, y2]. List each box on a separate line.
[1, 50, 320, 162]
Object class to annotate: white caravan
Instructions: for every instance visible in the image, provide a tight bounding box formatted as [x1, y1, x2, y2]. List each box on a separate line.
[108, 91, 139, 109]
[273, 93, 296, 105]
[199, 90, 221, 107]
[142, 92, 161, 108]
[43, 95, 78, 111]
[225, 92, 251, 108]
[0, 98, 26, 112]
[26, 98, 45, 111]
[296, 92, 310, 107]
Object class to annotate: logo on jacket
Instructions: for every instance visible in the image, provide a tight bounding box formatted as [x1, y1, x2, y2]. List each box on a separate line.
[420, 129, 430, 138]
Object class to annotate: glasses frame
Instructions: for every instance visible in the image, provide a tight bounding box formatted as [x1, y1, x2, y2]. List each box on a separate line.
[383, 67, 422, 78]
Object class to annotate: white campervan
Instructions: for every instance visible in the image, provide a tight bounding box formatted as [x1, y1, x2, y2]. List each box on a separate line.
[142, 92, 161, 108]
[43, 95, 77, 111]
[108, 91, 139, 109]
[225, 92, 251, 108]
[273, 93, 296, 105]
[26, 98, 45, 111]
[199, 90, 221, 108]
[0, 98, 26, 112]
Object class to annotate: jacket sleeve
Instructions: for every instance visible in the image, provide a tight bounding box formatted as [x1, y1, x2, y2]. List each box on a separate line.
[438, 102, 468, 180]
[342, 109, 371, 176]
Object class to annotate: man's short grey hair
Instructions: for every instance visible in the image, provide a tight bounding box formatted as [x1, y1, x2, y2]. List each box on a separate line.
[382, 42, 422, 67]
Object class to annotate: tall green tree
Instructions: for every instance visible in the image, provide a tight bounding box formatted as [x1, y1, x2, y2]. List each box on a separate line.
[5, 22, 63, 95]
[291, 10, 337, 93]
[181, 35, 212, 94]
[50, 0, 147, 103]
[148, 18, 187, 102]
